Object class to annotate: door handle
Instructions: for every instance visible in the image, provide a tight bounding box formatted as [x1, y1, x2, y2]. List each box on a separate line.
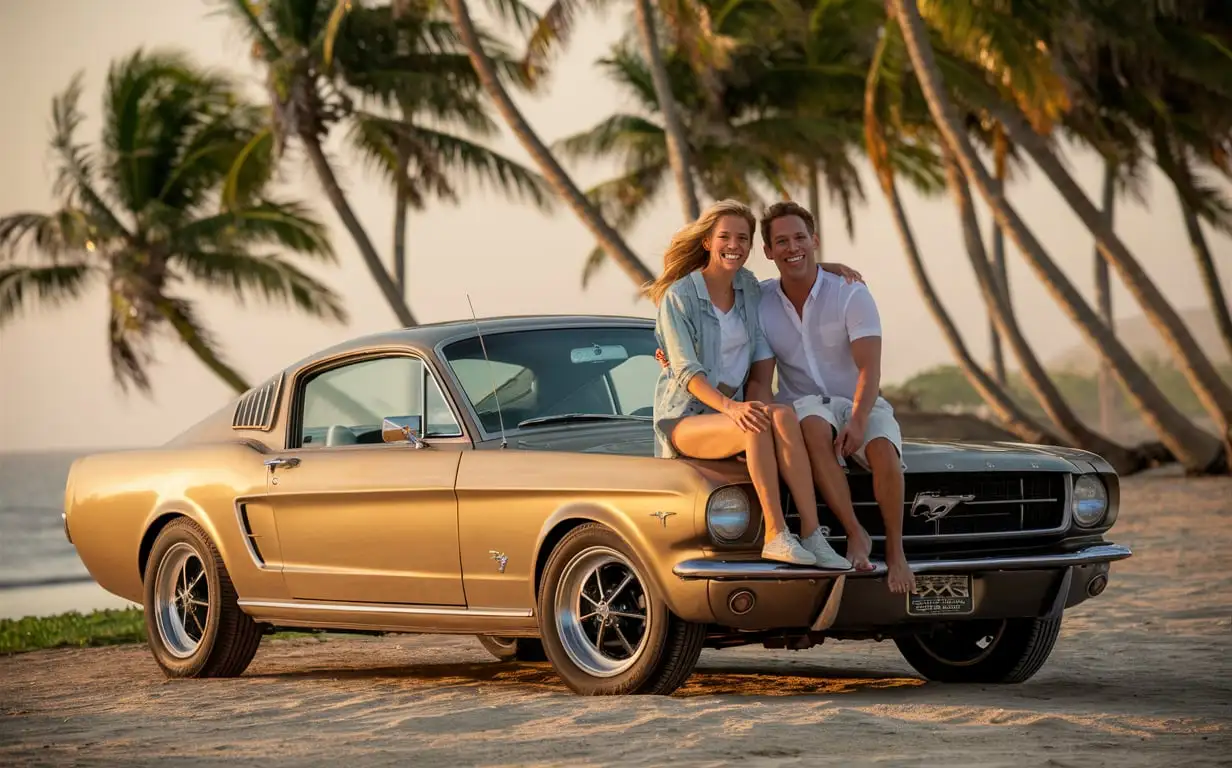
[264, 457, 301, 470]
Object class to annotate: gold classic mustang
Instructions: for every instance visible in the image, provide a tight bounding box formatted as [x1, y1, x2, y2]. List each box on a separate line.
[63, 315, 1132, 695]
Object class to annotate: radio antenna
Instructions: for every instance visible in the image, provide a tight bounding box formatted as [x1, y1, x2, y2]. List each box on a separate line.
[466, 294, 507, 449]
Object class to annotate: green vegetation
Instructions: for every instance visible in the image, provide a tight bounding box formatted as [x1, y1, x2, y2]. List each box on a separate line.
[0, 608, 147, 655]
[0, 608, 327, 655]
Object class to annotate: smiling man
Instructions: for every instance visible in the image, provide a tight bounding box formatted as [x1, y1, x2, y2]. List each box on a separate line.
[757, 201, 915, 594]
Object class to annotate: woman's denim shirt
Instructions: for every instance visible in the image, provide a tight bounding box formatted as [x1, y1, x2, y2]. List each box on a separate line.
[652, 267, 773, 458]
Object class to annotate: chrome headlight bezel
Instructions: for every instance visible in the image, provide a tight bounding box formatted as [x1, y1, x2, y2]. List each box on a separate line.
[706, 485, 752, 544]
[1071, 474, 1109, 528]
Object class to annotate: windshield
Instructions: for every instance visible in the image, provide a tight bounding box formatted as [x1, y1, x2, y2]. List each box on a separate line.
[441, 326, 661, 435]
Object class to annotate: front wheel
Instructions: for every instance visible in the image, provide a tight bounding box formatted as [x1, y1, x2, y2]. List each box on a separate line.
[894, 617, 1062, 684]
[537, 523, 705, 695]
[142, 517, 263, 678]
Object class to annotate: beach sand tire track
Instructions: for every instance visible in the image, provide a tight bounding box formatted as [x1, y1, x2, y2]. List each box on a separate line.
[142, 516, 263, 679]
[536, 522, 705, 696]
[894, 616, 1063, 684]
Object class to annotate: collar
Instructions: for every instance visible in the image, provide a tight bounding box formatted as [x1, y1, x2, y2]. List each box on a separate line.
[688, 267, 749, 304]
[775, 264, 824, 305]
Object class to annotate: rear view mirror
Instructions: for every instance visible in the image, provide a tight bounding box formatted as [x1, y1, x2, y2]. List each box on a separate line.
[382, 415, 426, 448]
[570, 344, 628, 364]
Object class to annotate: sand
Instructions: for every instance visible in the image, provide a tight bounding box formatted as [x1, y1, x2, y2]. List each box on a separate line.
[1, 470, 1229, 767]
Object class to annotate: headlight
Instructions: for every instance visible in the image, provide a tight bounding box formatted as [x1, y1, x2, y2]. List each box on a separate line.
[707, 486, 751, 543]
[1072, 475, 1108, 527]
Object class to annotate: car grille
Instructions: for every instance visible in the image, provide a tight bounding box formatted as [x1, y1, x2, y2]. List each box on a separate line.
[783, 471, 1068, 540]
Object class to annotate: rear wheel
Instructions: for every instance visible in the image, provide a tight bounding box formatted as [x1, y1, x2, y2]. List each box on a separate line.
[894, 617, 1062, 684]
[476, 635, 547, 662]
[142, 517, 263, 678]
[537, 523, 705, 695]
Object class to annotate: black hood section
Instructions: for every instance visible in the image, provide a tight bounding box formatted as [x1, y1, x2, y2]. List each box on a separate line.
[510, 421, 656, 457]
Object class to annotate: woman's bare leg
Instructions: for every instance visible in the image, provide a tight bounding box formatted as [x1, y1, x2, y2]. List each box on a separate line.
[669, 413, 789, 540]
[767, 404, 820, 536]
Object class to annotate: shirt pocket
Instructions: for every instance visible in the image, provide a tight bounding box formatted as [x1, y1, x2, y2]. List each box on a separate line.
[819, 320, 849, 348]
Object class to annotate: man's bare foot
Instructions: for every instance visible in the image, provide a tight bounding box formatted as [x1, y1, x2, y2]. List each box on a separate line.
[886, 550, 916, 594]
[845, 527, 875, 571]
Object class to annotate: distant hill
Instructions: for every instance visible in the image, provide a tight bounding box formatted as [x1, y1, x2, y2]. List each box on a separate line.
[1047, 306, 1228, 373]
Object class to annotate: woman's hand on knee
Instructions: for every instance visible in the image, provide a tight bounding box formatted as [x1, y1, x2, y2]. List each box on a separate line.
[723, 399, 772, 433]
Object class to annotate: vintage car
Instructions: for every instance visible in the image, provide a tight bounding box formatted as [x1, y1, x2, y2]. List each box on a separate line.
[63, 314, 1131, 695]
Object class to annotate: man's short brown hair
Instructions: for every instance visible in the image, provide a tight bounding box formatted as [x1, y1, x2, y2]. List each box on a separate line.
[760, 201, 815, 246]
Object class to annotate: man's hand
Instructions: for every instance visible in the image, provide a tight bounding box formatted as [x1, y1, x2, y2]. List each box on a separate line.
[834, 413, 867, 458]
[820, 262, 865, 284]
[655, 347, 669, 368]
[725, 399, 772, 433]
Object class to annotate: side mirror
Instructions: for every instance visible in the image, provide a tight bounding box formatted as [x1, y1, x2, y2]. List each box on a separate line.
[382, 415, 427, 449]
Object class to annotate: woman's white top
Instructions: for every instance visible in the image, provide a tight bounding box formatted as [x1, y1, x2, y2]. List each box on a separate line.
[715, 303, 750, 391]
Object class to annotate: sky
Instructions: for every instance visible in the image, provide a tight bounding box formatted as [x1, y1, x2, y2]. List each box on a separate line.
[0, 0, 1229, 452]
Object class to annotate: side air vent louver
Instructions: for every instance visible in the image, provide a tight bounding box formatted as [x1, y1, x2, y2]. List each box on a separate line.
[231, 372, 284, 431]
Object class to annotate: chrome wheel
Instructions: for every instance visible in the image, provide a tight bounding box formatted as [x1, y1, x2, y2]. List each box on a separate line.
[153, 542, 210, 659]
[553, 546, 650, 678]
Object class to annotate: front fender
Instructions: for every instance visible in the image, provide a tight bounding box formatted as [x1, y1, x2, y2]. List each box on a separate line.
[531, 500, 713, 623]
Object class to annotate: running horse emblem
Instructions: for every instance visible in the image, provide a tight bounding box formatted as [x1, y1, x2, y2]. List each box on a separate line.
[910, 492, 976, 523]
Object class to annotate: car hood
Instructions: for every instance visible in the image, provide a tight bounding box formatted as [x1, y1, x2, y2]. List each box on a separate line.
[505, 422, 1094, 473]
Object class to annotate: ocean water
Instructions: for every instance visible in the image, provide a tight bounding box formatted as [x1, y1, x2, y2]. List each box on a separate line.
[0, 449, 95, 589]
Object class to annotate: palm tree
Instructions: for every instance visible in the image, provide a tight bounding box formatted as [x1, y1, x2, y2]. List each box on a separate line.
[331, 0, 553, 296]
[553, 39, 847, 284]
[0, 50, 344, 394]
[523, 0, 712, 221]
[446, 0, 656, 288]
[887, 0, 1227, 473]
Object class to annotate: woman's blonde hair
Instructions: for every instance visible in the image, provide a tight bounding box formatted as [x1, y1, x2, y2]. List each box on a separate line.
[644, 199, 756, 305]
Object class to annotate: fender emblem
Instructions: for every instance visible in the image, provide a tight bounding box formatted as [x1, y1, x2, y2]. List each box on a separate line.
[910, 492, 975, 522]
[489, 550, 508, 573]
[650, 511, 677, 528]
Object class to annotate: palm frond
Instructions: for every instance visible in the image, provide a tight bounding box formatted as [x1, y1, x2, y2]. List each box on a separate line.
[171, 249, 348, 322]
[0, 210, 97, 262]
[346, 113, 448, 207]
[156, 296, 251, 393]
[48, 73, 131, 240]
[400, 126, 554, 211]
[174, 201, 337, 261]
[577, 163, 668, 287]
[552, 114, 668, 169]
[0, 263, 96, 325]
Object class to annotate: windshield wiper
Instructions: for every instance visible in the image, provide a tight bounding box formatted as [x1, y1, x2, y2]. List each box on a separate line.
[516, 413, 651, 428]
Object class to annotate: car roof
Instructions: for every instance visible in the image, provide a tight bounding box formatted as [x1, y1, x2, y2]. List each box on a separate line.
[284, 313, 657, 372]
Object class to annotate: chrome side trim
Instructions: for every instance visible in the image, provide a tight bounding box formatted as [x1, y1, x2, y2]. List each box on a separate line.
[237, 599, 533, 618]
[672, 543, 1132, 581]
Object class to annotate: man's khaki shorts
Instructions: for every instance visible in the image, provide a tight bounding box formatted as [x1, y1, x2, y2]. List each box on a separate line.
[791, 394, 906, 471]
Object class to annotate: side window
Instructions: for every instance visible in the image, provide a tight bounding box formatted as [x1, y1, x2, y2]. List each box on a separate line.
[298, 356, 460, 447]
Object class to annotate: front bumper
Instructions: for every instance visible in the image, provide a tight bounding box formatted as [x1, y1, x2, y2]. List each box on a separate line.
[671, 544, 1132, 631]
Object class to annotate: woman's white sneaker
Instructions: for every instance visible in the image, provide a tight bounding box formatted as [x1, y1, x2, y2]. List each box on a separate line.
[761, 531, 817, 565]
[800, 529, 853, 570]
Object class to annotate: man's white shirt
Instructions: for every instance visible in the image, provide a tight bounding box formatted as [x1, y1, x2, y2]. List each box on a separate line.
[758, 266, 882, 404]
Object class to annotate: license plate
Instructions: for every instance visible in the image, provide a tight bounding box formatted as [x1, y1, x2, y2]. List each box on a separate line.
[906, 574, 974, 616]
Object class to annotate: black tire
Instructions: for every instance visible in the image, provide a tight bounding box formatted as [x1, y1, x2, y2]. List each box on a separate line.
[142, 517, 263, 678]
[537, 523, 705, 695]
[477, 635, 548, 662]
[894, 617, 1062, 684]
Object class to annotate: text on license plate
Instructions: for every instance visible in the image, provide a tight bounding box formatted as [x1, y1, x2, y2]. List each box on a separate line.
[906, 574, 974, 616]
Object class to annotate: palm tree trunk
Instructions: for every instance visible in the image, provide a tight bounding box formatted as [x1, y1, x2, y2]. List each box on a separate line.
[889, 0, 1225, 474]
[300, 134, 418, 327]
[807, 159, 822, 259]
[1177, 178, 1232, 362]
[883, 174, 1063, 446]
[943, 148, 1149, 473]
[393, 138, 410, 298]
[978, 98, 1232, 443]
[989, 126, 1008, 385]
[448, 0, 655, 289]
[633, 0, 699, 221]
[1094, 160, 1118, 435]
